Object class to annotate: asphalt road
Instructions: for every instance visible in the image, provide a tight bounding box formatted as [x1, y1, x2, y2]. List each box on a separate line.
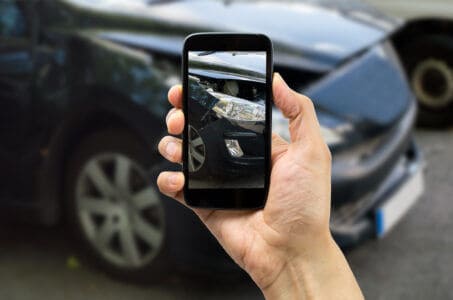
[0, 129, 451, 300]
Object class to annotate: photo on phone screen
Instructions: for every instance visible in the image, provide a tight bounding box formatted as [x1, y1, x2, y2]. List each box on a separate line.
[187, 51, 266, 189]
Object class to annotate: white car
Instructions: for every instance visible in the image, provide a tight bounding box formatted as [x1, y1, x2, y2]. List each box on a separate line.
[363, 0, 453, 127]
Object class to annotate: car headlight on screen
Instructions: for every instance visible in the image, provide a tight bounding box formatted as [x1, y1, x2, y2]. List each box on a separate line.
[207, 91, 265, 122]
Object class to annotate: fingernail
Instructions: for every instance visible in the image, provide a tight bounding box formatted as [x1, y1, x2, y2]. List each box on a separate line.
[168, 173, 179, 185]
[275, 72, 288, 88]
[166, 141, 177, 157]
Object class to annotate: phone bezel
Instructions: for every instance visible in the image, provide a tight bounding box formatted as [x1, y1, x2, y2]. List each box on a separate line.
[182, 33, 273, 209]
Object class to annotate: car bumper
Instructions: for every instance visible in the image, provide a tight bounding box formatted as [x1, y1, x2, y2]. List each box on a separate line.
[330, 138, 425, 247]
[168, 136, 425, 273]
[172, 41, 424, 269]
[198, 118, 264, 176]
[169, 137, 425, 272]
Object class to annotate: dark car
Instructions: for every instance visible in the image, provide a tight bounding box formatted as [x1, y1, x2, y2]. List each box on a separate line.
[188, 51, 266, 188]
[0, 0, 424, 282]
[364, 0, 453, 128]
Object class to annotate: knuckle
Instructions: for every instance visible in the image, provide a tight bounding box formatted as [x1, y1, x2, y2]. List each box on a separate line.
[156, 173, 166, 189]
[157, 137, 167, 154]
[300, 95, 315, 111]
[301, 138, 330, 163]
[166, 108, 176, 123]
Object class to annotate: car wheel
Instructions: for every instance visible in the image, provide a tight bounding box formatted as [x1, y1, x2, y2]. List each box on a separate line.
[65, 129, 169, 283]
[400, 34, 453, 128]
[188, 125, 206, 172]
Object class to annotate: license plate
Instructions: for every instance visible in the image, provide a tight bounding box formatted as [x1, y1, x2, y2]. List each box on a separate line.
[375, 168, 424, 238]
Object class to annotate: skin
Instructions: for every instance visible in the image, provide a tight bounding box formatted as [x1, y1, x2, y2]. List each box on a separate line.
[157, 73, 364, 300]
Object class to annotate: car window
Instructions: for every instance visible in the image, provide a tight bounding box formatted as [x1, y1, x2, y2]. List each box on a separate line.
[0, 0, 27, 38]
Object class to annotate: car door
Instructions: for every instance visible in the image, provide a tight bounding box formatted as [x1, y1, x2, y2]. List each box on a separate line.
[0, 0, 35, 199]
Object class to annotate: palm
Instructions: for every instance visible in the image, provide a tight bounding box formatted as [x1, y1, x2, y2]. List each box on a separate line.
[158, 77, 333, 289]
[193, 138, 331, 287]
[190, 142, 292, 283]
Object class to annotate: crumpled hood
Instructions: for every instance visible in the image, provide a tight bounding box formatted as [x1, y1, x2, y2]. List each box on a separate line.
[73, 0, 399, 72]
[60, 0, 408, 139]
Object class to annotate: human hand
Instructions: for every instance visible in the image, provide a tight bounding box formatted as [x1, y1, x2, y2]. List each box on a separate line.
[157, 73, 363, 299]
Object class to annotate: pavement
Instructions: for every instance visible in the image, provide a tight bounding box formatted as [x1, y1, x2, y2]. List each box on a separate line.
[0, 129, 451, 300]
[348, 128, 453, 300]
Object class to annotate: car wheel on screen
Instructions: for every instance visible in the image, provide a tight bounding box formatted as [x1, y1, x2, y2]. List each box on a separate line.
[188, 125, 205, 172]
[401, 34, 453, 128]
[65, 129, 169, 283]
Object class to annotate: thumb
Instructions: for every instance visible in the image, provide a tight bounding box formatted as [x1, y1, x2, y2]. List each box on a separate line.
[272, 73, 322, 143]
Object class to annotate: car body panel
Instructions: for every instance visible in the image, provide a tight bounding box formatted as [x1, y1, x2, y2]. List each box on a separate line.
[0, 0, 424, 269]
[60, 0, 399, 72]
[305, 42, 412, 139]
[363, 0, 453, 20]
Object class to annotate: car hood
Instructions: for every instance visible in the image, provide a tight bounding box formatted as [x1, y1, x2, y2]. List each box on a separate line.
[56, 0, 408, 143]
[188, 51, 266, 83]
[65, 0, 399, 72]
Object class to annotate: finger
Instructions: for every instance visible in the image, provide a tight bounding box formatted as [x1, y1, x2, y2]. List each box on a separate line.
[168, 85, 182, 108]
[157, 171, 185, 202]
[166, 108, 185, 135]
[156, 171, 215, 221]
[272, 73, 322, 142]
[271, 132, 288, 164]
[158, 136, 182, 163]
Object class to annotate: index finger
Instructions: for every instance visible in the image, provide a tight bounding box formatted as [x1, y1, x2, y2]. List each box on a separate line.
[168, 85, 182, 108]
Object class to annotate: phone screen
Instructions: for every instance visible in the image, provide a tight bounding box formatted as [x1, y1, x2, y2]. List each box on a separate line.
[183, 33, 272, 209]
[187, 50, 267, 190]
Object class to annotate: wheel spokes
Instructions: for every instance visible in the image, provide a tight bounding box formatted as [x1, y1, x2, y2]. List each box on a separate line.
[133, 216, 162, 248]
[191, 136, 204, 147]
[77, 153, 164, 268]
[115, 155, 131, 193]
[85, 160, 115, 197]
[132, 187, 158, 210]
[95, 218, 117, 250]
[119, 223, 141, 266]
[78, 196, 116, 216]
[191, 149, 205, 164]
[188, 148, 196, 172]
[188, 126, 205, 172]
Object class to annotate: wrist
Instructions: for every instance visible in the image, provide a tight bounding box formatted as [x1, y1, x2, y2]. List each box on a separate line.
[261, 231, 333, 299]
[261, 232, 363, 300]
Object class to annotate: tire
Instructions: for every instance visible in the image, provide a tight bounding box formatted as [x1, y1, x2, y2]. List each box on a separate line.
[65, 128, 170, 283]
[399, 34, 453, 128]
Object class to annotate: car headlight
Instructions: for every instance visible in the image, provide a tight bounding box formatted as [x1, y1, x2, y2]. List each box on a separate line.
[207, 91, 265, 122]
[320, 126, 344, 147]
[272, 107, 345, 147]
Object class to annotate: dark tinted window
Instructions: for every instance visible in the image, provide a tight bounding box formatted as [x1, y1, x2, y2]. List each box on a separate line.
[0, 0, 26, 38]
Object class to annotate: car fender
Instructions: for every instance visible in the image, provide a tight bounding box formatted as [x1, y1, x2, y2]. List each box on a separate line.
[392, 18, 453, 49]
[37, 88, 170, 225]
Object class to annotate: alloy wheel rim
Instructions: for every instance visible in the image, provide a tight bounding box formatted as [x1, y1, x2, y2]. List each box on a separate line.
[76, 153, 164, 268]
[411, 58, 453, 108]
[188, 125, 205, 172]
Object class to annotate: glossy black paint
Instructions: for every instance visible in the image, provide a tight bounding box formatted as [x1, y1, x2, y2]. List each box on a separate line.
[0, 0, 420, 271]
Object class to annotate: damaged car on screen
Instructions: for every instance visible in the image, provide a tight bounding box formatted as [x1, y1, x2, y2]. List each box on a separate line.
[0, 0, 424, 282]
[188, 51, 266, 188]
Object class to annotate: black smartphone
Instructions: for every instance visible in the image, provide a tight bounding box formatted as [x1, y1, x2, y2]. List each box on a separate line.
[182, 33, 273, 209]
